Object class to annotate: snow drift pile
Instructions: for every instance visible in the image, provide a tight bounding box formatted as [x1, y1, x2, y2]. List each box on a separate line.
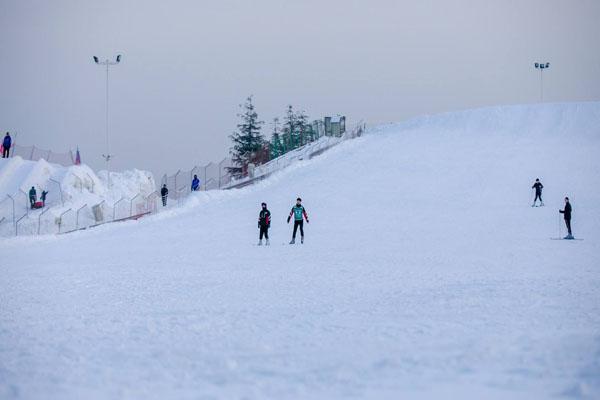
[0, 156, 156, 235]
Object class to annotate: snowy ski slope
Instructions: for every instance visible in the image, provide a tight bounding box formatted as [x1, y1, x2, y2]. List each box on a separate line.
[1, 102, 599, 399]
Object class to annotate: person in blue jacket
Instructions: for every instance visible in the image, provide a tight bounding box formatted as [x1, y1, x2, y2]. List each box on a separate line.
[191, 174, 200, 191]
[2, 132, 11, 158]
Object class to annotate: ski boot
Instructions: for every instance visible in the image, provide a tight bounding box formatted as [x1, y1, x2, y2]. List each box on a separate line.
[258, 240, 263, 246]
[266, 239, 270, 246]
[564, 234, 574, 240]
[540, 202, 544, 206]
[289, 238, 295, 244]
[301, 236, 304, 244]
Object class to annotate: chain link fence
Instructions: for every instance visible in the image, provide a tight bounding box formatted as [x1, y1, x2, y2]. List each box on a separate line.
[161, 157, 235, 200]
[0, 192, 158, 237]
[10, 144, 75, 166]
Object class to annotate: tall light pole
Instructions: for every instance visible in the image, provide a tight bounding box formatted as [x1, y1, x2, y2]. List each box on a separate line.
[534, 62, 550, 102]
[93, 54, 122, 188]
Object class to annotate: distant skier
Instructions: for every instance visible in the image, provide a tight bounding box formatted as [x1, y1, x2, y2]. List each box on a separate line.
[287, 197, 309, 244]
[2, 132, 11, 158]
[532, 178, 544, 206]
[191, 174, 200, 191]
[161, 184, 168, 207]
[258, 202, 271, 246]
[559, 197, 573, 239]
[29, 186, 37, 208]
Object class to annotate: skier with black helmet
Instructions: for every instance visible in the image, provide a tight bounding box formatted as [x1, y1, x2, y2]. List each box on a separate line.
[161, 184, 168, 207]
[258, 202, 271, 246]
[532, 178, 544, 207]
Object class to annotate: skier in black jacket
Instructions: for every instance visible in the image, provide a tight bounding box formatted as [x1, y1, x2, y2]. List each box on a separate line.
[258, 202, 271, 246]
[559, 197, 573, 239]
[161, 184, 168, 207]
[532, 178, 544, 207]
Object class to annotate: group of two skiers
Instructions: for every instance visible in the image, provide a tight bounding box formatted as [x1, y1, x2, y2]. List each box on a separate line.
[531, 178, 574, 239]
[257, 198, 309, 245]
[159, 174, 201, 207]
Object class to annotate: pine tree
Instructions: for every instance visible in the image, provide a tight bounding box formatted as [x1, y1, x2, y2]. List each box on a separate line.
[228, 96, 265, 178]
[283, 105, 298, 150]
[282, 105, 311, 148]
[269, 118, 284, 159]
[295, 109, 310, 146]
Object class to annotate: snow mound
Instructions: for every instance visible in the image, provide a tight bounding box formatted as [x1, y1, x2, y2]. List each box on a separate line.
[0, 157, 156, 235]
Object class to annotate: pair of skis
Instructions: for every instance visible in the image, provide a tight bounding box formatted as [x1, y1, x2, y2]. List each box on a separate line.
[531, 203, 585, 241]
[256, 239, 305, 246]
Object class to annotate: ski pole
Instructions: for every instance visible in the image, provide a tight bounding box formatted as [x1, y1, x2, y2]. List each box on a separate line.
[557, 211, 561, 239]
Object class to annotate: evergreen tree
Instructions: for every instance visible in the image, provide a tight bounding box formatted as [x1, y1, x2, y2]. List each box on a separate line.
[295, 109, 310, 146]
[283, 105, 298, 149]
[269, 118, 284, 159]
[228, 96, 265, 178]
[282, 105, 311, 148]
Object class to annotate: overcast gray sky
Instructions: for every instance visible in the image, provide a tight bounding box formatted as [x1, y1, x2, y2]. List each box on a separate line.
[1, 0, 599, 178]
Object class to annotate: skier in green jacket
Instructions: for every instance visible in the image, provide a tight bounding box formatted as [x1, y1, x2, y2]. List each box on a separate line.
[287, 197, 309, 244]
[29, 186, 37, 208]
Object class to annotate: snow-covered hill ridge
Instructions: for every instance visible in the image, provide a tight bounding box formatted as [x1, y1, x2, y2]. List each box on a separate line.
[380, 101, 600, 137]
[1, 102, 599, 399]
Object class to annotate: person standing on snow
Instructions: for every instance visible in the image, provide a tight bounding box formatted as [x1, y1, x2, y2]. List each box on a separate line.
[559, 197, 573, 239]
[258, 202, 271, 246]
[287, 197, 309, 244]
[191, 174, 200, 191]
[161, 184, 169, 207]
[40, 190, 48, 207]
[532, 178, 544, 206]
[29, 186, 37, 208]
[2, 132, 11, 158]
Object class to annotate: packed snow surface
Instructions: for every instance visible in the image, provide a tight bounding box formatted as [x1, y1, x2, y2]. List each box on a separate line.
[1, 103, 600, 399]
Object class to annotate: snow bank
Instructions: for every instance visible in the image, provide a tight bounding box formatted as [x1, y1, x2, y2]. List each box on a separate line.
[1, 102, 599, 399]
[0, 157, 156, 235]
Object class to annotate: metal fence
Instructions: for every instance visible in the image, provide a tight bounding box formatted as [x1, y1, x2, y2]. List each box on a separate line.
[0, 192, 158, 237]
[161, 157, 235, 200]
[10, 144, 75, 167]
